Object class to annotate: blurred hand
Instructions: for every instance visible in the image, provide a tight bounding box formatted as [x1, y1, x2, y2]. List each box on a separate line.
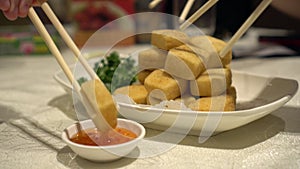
[0, 0, 44, 20]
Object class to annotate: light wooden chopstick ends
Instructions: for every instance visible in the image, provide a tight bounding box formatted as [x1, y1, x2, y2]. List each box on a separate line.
[180, 0, 218, 30]
[149, 0, 163, 9]
[179, 0, 195, 22]
[40, 2, 99, 80]
[28, 6, 114, 131]
[219, 0, 272, 58]
[179, 0, 271, 59]
[27, 7, 81, 93]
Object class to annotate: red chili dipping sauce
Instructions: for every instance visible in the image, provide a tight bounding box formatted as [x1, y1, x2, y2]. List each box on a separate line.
[70, 128, 137, 146]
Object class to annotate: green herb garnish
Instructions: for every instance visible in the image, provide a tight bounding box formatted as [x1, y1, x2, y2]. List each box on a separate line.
[78, 51, 137, 92]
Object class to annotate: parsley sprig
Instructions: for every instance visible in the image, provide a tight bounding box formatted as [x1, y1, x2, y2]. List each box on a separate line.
[78, 51, 137, 92]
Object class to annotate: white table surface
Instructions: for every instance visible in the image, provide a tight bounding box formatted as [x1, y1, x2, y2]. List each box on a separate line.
[0, 45, 299, 169]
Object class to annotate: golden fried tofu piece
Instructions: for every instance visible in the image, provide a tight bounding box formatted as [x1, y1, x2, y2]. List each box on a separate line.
[137, 70, 153, 84]
[146, 89, 167, 105]
[144, 69, 188, 100]
[188, 86, 237, 111]
[207, 36, 232, 66]
[138, 47, 167, 70]
[81, 79, 118, 129]
[113, 84, 148, 104]
[164, 47, 205, 80]
[190, 36, 232, 67]
[151, 29, 188, 50]
[190, 68, 232, 96]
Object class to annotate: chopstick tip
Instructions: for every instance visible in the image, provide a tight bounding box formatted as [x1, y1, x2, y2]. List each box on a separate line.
[179, 17, 185, 24]
[148, 3, 155, 9]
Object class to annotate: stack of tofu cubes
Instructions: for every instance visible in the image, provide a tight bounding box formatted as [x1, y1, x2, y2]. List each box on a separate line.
[114, 29, 236, 111]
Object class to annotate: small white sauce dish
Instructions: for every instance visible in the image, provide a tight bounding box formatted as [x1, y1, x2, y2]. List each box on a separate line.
[61, 118, 145, 162]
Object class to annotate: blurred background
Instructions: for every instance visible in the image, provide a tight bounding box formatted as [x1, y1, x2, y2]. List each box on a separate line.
[0, 0, 299, 56]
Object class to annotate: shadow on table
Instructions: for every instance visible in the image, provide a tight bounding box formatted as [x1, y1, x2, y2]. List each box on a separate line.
[48, 93, 110, 122]
[56, 146, 139, 169]
[0, 104, 138, 169]
[48, 94, 77, 120]
[145, 106, 300, 150]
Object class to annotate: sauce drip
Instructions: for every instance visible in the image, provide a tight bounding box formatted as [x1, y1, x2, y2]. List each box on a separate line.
[70, 127, 137, 146]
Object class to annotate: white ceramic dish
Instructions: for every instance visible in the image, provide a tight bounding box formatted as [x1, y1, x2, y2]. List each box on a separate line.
[116, 72, 298, 136]
[61, 118, 145, 162]
[54, 57, 298, 136]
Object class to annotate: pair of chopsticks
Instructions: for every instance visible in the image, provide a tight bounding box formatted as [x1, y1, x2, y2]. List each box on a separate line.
[179, 0, 272, 58]
[28, 2, 111, 131]
[179, 0, 219, 30]
[28, 2, 99, 89]
[149, 0, 272, 58]
[148, 0, 214, 22]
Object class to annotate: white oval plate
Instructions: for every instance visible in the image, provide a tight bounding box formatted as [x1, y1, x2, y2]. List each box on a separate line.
[54, 57, 298, 136]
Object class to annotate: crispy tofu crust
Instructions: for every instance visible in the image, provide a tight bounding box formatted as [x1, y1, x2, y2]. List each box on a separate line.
[188, 86, 236, 111]
[81, 79, 118, 128]
[164, 48, 205, 80]
[151, 29, 188, 50]
[137, 70, 153, 84]
[190, 68, 232, 96]
[138, 47, 167, 70]
[190, 36, 232, 66]
[144, 69, 188, 100]
[113, 85, 148, 104]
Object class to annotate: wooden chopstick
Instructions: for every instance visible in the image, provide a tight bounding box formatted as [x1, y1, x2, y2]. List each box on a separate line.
[28, 6, 112, 131]
[219, 0, 272, 58]
[179, 0, 195, 23]
[40, 2, 99, 80]
[149, 0, 163, 9]
[180, 0, 218, 30]
[28, 7, 81, 93]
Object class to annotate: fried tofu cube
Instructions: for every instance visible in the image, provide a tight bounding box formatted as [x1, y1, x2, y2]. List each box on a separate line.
[164, 47, 205, 80]
[188, 86, 237, 111]
[113, 84, 148, 104]
[190, 68, 232, 96]
[137, 70, 153, 84]
[81, 79, 118, 129]
[151, 29, 188, 50]
[147, 89, 167, 105]
[138, 47, 167, 70]
[144, 69, 188, 100]
[190, 36, 232, 67]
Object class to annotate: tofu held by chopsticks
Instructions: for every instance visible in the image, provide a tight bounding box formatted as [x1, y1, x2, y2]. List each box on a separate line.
[81, 79, 118, 128]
